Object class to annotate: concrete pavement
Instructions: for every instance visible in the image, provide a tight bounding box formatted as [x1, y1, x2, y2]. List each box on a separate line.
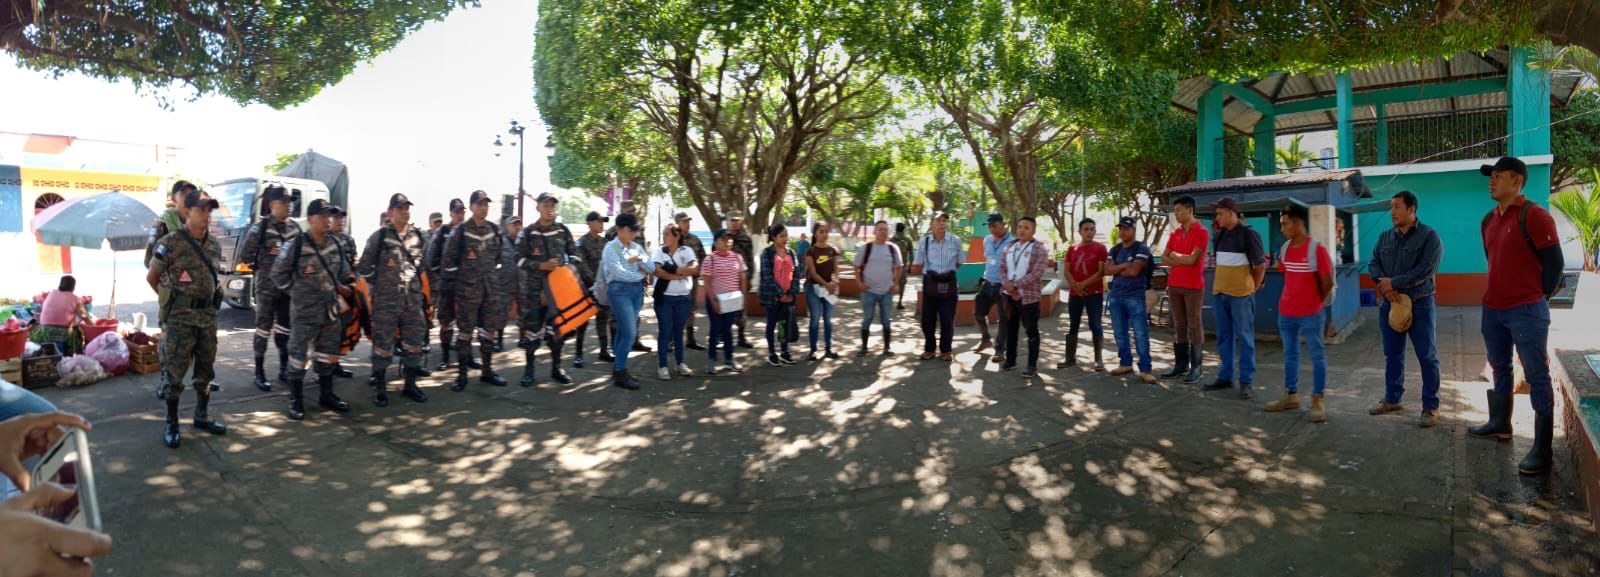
[29, 303, 1600, 577]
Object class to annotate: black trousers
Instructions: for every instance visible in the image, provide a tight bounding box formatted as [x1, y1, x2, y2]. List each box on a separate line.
[1066, 293, 1104, 343]
[921, 291, 958, 354]
[1004, 296, 1041, 368]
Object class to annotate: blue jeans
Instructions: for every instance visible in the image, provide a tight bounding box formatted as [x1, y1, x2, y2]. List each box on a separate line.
[607, 281, 645, 372]
[1483, 301, 1552, 416]
[1379, 295, 1441, 410]
[1212, 293, 1257, 384]
[1, 380, 56, 499]
[861, 291, 893, 333]
[655, 294, 692, 368]
[806, 285, 834, 351]
[1279, 313, 1327, 395]
[1108, 294, 1152, 373]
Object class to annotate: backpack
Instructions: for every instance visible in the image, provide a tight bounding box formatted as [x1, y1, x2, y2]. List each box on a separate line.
[1278, 238, 1334, 306]
[1480, 203, 1563, 299]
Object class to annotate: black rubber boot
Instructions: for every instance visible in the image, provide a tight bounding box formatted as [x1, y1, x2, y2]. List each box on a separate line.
[1183, 345, 1205, 384]
[881, 327, 894, 356]
[550, 339, 572, 385]
[372, 368, 390, 407]
[1057, 339, 1077, 370]
[1518, 414, 1554, 475]
[287, 379, 306, 421]
[687, 323, 705, 351]
[857, 330, 870, 356]
[192, 391, 227, 435]
[520, 343, 539, 387]
[162, 396, 181, 448]
[1091, 334, 1105, 371]
[401, 367, 428, 403]
[1468, 391, 1514, 440]
[254, 355, 272, 391]
[1159, 343, 1189, 380]
[317, 374, 351, 413]
[333, 364, 355, 379]
[479, 349, 507, 386]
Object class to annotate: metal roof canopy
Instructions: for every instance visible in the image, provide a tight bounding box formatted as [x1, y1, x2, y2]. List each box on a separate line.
[1171, 49, 1586, 135]
[1156, 170, 1370, 215]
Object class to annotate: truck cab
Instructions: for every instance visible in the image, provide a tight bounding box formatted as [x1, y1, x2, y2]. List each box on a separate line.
[211, 176, 332, 309]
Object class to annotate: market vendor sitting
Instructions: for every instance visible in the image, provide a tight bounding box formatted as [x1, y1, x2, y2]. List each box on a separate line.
[37, 275, 92, 355]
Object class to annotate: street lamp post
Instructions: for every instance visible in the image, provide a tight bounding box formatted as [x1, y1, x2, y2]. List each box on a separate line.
[494, 120, 529, 220]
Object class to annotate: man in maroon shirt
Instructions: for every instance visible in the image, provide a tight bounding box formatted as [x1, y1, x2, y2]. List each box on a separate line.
[1466, 156, 1564, 476]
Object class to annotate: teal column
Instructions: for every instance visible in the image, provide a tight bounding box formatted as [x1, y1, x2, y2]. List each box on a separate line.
[1374, 103, 1388, 165]
[1336, 73, 1355, 168]
[1197, 83, 1224, 181]
[1507, 46, 1552, 158]
[1253, 115, 1276, 176]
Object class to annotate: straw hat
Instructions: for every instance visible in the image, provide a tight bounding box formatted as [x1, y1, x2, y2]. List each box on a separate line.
[1388, 293, 1413, 333]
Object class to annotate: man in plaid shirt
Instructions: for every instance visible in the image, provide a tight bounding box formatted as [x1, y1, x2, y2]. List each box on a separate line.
[999, 216, 1050, 377]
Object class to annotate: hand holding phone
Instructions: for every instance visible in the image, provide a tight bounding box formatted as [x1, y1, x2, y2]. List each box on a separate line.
[0, 485, 113, 572]
[29, 428, 101, 533]
[0, 412, 90, 492]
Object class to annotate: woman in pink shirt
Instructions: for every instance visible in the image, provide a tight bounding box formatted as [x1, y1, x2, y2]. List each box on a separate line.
[38, 275, 92, 354]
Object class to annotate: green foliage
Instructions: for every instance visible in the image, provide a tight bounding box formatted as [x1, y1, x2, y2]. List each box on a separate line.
[263, 152, 301, 175]
[1549, 183, 1600, 271]
[1276, 136, 1319, 173]
[2, 0, 477, 108]
[1552, 89, 1600, 192]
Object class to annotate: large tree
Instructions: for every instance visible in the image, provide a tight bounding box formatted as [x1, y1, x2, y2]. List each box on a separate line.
[1552, 88, 1600, 192]
[535, 0, 893, 229]
[1, 0, 474, 108]
[896, 0, 1174, 221]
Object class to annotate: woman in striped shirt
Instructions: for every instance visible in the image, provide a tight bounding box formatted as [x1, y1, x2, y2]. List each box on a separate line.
[701, 233, 748, 374]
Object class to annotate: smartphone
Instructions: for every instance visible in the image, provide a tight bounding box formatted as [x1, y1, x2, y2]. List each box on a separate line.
[29, 428, 101, 532]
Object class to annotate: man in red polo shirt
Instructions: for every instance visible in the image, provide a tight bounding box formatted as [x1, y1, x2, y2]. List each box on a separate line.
[1159, 196, 1210, 384]
[1466, 156, 1564, 476]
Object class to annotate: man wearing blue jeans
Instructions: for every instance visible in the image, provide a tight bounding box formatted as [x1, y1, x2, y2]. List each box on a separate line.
[854, 220, 903, 356]
[1204, 197, 1266, 399]
[1366, 191, 1444, 427]
[1104, 218, 1158, 383]
[1265, 204, 1334, 423]
[1467, 156, 1565, 475]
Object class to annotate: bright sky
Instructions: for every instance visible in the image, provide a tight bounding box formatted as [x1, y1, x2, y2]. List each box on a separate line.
[0, 1, 572, 232]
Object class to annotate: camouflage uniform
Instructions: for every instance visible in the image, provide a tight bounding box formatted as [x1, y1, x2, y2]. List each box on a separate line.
[517, 218, 579, 385]
[496, 220, 521, 350]
[425, 223, 458, 368]
[574, 231, 612, 361]
[151, 228, 222, 404]
[239, 216, 301, 388]
[273, 231, 353, 418]
[727, 228, 756, 345]
[892, 229, 916, 306]
[358, 225, 430, 405]
[443, 219, 506, 388]
[680, 231, 706, 347]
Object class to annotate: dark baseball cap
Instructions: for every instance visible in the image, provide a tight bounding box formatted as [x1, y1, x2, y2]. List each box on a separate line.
[502, 215, 522, 228]
[306, 198, 343, 217]
[536, 192, 558, 205]
[1117, 216, 1137, 229]
[985, 212, 1005, 225]
[388, 193, 413, 209]
[448, 199, 466, 213]
[586, 211, 609, 223]
[1211, 196, 1240, 214]
[1479, 156, 1527, 178]
[183, 190, 219, 210]
[673, 211, 691, 222]
[615, 213, 641, 231]
[469, 190, 493, 205]
[262, 184, 289, 204]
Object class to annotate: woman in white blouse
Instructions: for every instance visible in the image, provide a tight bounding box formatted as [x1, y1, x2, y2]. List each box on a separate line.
[651, 224, 700, 381]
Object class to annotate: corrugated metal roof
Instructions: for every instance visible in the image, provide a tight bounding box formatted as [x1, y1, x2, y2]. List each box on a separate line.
[1157, 170, 1365, 195]
[1173, 49, 1582, 135]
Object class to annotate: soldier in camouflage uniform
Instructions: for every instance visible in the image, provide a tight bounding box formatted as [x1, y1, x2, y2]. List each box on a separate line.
[146, 180, 201, 400]
[147, 190, 228, 448]
[330, 210, 359, 379]
[495, 214, 522, 353]
[426, 199, 469, 371]
[273, 199, 355, 420]
[675, 212, 707, 350]
[238, 185, 300, 392]
[723, 212, 757, 348]
[893, 222, 916, 308]
[517, 193, 579, 386]
[358, 194, 430, 407]
[445, 190, 508, 391]
[573, 211, 612, 366]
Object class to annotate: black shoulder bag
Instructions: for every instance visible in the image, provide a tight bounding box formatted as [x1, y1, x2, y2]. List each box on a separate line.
[176, 228, 225, 310]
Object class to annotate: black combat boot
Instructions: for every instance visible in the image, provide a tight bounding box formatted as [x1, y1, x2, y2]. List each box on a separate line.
[1519, 414, 1554, 475]
[686, 323, 706, 351]
[858, 330, 870, 356]
[317, 373, 351, 413]
[1159, 343, 1189, 380]
[550, 338, 573, 385]
[287, 379, 306, 421]
[479, 349, 507, 387]
[520, 342, 539, 387]
[415, 343, 433, 377]
[737, 322, 755, 349]
[276, 346, 290, 385]
[254, 354, 272, 391]
[401, 367, 428, 403]
[882, 327, 894, 356]
[436, 332, 454, 371]
[1468, 391, 1514, 439]
[333, 363, 355, 379]
[162, 396, 181, 448]
[192, 391, 227, 435]
[372, 368, 390, 407]
[451, 344, 470, 392]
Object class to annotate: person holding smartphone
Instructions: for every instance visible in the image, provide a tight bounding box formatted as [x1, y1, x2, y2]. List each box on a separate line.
[0, 412, 112, 575]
